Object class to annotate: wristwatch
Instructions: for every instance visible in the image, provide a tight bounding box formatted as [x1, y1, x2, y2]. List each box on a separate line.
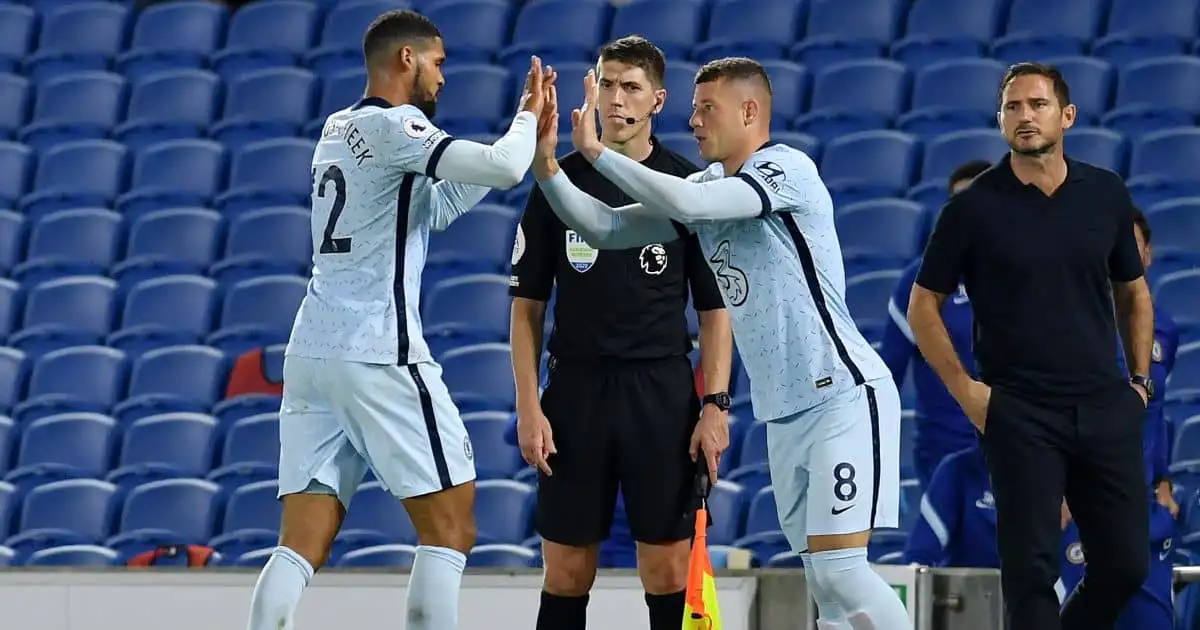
[702, 392, 732, 412]
[1131, 374, 1155, 401]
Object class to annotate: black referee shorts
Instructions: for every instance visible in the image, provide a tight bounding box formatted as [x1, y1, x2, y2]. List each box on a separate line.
[536, 355, 700, 546]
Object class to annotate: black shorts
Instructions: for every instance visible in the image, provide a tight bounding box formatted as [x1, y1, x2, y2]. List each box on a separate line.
[536, 355, 701, 546]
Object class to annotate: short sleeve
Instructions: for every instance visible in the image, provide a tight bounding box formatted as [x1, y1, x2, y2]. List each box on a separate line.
[916, 197, 971, 295]
[384, 106, 456, 177]
[685, 234, 724, 311]
[508, 185, 557, 301]
[889, 261, 921, 341]
[1109, 182, 1144, 282]
[735, 148, 830, 217]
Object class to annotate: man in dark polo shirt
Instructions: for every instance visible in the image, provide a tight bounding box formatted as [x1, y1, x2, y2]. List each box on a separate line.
[907, 62, 1155, 630]
[507, 36, 733, 630]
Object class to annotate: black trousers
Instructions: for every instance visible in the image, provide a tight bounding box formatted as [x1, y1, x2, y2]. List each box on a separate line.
[982, 383, 1149, 630]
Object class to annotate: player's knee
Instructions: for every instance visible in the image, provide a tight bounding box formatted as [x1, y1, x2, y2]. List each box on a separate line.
[635, 541, 689, 594]
[542, 542, 600, 596]
[278, 492, 345, 570]
[405, 483, 477, 554]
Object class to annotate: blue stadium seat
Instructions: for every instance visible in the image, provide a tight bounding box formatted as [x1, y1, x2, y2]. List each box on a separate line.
[210, 1, 319, 80]
[1146, 199, 1200, 255]
[475, 480, 534, 544]
[207, 276, 307, 354]
[25, 544, 117, 567]
[736, 530, 793, 565]
[436, 65, 510, 135]
[19, 140, 128, 217]
[0, 5, 35, 73]
[115, 70, 221, 151]
[0, 481, 13, 537]
[336, 544, 417, 568]
[306, 1, 410, 76]
[609, 0, 704, 60]
[111, 209, 224, 287]
[707, 480, 748, 545]
[821, 130, 919, 204]
[232, 547, 275, 567]
[440, 343, 516, 412]
[116, 2, 229, 81]
[19, 72, 126, 151]
[211, 68, 317, 149]
[462, 412, 523, 479]
[0, 277, 20, 340]
[1037, 57, 1113, 125]
[898, 59, 1007, 137]
[208, 479, 279, 558]
[11, 210, 122, 285]
[106, 414, 218, 490]
[766, 550, 805, 568]
[106, 478, 222, 554]
[726, 463, 771, 499]
[891, 0, 1001, 69]
[468, 544, 538, 568]
[1155, 272, 1200, 334]
[0, 545, 8, 566]
[10, 347, 125, 424]
[0, 142, 32, 208]
[0, 73, 30, 140]
[790, 0, 900, 67]
[216, 138, 316, 215]
[211, 208, 311, 284]
[0, 417, 11, 474]
[311, 68, 365, 129]
[427, 1, 512, 63]
[499, 0, 610, 73]
[108, 276, 218, 357]
[7, 277, 118, 358]
[207, 413, 279, 486]
[760, 60, 806, 128]
[795, 60, 908, 141]
[920, 130, 1009, 187]
[868, 529, 908, 561]
[846, 270, 904, 329]
[1066, 127, 1126, 175]
[24, 4, 129, 83]
[426, 205, 516, 272]
[1105, 57, 1200, 136]
[655, 61, 702, 133]
[1128, 129, 1200, 205]
[739, 420, 768, 467]
[335, 481, 417, 555]
[4, 479, 116, 555]
[991, 0, 1100, 63]
[112, 345, 226, 424]
[745, 486, 781, 534]
[3, 413, 115, 490]
[425, 275, 512, 342]
[117, 140, 226, 216]
[211, 392, 282, 428]
[693, 0, 802, 62]
[836, 200, 924, 269]
[1093, 0, 1197, 67]
[1175, 416, 1200, 463]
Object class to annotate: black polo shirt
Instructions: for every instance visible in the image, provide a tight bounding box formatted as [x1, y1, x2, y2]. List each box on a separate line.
[916, 154, 1145, 401]
[508, 139, 725, 361]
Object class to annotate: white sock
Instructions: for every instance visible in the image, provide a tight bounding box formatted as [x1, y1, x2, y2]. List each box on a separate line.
[247, 546, 314, 630]
[808, 548, 912, 630]
[406, 545, 467, 630]
[802, 552, 851, 629]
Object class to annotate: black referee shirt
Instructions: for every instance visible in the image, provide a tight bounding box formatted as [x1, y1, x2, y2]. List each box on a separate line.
[916, 154, 1145, 401]
[508, 139, 725, 360]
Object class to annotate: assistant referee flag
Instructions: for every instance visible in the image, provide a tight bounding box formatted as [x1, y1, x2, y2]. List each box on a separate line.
[683, 463, 722, 630]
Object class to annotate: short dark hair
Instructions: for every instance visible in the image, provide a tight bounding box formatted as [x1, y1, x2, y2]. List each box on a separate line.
[1133, 207, 1151, 244]
[598, 36, 666, 87]
[998, 62, 1071, 108]
[948, 160, 991, 190]
[695, 57, 773, 96]
[362, 9, 442, 63]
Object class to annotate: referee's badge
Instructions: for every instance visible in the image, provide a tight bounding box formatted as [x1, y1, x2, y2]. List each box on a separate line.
[511, 225, 526, 266]
[1066, 542, 1086, 565]
[565, 229, 598, 272]
[1153, 340, 1163, 363]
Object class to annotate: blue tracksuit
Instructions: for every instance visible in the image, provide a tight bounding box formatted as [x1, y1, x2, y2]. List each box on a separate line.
[881, 258, 978, 490]
[903, 444, 1000, 568]
[504, 415, 637, 567]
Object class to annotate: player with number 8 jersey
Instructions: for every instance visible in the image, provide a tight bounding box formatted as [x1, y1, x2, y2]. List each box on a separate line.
[245, 11, 555, 630]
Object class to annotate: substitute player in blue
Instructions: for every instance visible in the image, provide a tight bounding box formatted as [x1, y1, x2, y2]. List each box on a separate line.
[245, 11, 553, 630]
[901, 443, 1000, 569]
[881, 160, 990, 491]
[528, 59, 910, 629]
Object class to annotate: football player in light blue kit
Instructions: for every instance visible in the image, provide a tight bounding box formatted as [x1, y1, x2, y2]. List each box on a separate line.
[245, 11, 554, 630]
[528, 58, 909, 630]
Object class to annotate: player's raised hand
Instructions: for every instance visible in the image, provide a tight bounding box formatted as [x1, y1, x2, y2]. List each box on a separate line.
[518, 56, 551, 117]
[571, 69, 604, 160]
[531, 85, 560, 180]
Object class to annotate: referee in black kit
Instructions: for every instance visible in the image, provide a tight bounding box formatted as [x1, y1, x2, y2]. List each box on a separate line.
[908, 63, 1155, 630]
[507, 37, 733, 630]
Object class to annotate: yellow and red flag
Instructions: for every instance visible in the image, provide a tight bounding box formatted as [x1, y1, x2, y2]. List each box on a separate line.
[683, 459, 722, 630]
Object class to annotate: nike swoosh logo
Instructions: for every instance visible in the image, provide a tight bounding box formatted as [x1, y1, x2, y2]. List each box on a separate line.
[831, 505, 854, 515]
